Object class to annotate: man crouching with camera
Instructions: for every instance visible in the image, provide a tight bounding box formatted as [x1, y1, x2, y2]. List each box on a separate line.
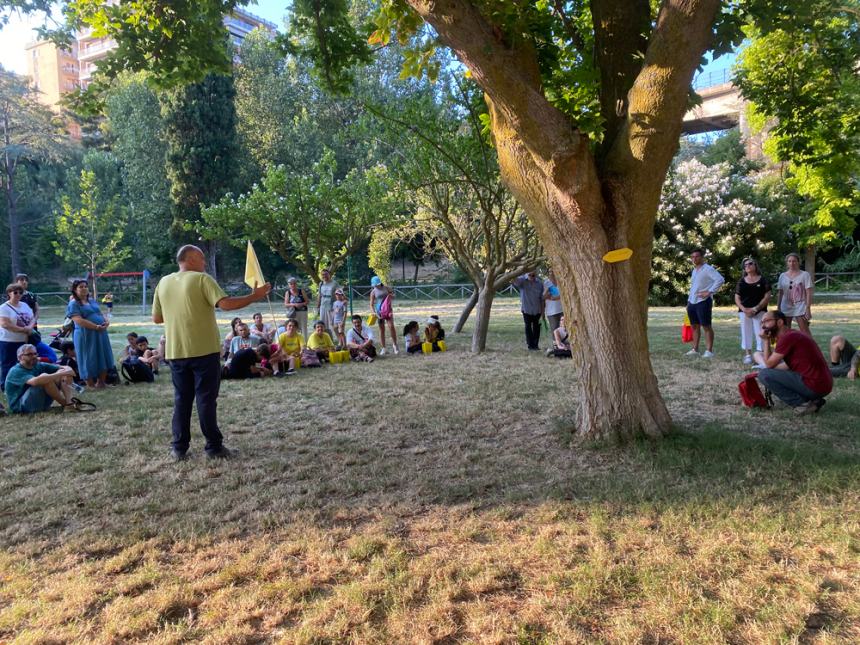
[753, 311, 832, 415]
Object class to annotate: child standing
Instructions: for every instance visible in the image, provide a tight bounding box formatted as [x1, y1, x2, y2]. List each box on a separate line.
[331, 289, 348, 348]
[101, 292, 114, 320]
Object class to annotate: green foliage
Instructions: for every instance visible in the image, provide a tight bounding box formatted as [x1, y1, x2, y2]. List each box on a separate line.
[103, 73, 174, 270]
[735, 1, 860, 248]
[54, 168, 131, 295]
[283, 0, 373, 93]
[160, 72, 239, 241]
[650, 157, 794, 305]
[199, 150, 397, 285]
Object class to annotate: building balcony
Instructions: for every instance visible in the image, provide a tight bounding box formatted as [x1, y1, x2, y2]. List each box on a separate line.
[77, 39, 116, 61]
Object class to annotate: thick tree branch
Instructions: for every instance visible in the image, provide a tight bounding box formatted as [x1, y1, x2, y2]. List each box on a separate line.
[591, 0, 651, 160]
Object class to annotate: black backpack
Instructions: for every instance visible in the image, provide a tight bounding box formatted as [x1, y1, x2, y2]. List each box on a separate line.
[121, 357, 154, 383]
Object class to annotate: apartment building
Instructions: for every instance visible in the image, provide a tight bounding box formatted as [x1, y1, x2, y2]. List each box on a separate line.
[26, 7, 276, 105]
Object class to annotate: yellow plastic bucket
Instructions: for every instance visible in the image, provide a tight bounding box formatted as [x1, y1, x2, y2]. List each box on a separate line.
[422, 342, 433, 355]
[367, 313, 377, 326]
[330, 350, 340, 364]
[294, 355, 301, 369]
[438, 340, 447, 352]
[340, 350, 350, 362]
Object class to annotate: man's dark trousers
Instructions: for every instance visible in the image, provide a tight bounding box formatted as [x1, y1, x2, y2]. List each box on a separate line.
[522, 312, 541, 350]
[170, 352, 223, 454]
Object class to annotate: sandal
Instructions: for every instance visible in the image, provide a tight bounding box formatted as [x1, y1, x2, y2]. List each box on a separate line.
[68, 397, 97, 412]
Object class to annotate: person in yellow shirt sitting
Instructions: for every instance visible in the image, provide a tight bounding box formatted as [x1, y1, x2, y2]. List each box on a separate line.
[276, 318, 304, 374]
[307, 320, 336, 362]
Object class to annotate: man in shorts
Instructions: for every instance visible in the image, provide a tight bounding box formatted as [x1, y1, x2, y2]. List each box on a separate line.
[685, 248, 724, 358]
[5, 344, 76, 413]
[829, 335, 859, 380]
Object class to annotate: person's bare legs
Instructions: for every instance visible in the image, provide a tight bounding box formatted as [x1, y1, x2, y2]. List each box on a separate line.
[691, 324, 701, 352]
[702, 325, 714, 352]
[42, 378, 73, 407]
[796, 315, 811, 336]
[378, 322, 386, 349]
[830, 335, 846, 362]
[387, 319, 398, 352]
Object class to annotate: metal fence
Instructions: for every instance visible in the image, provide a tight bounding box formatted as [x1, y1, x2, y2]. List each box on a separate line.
[693, 68, 732, 90]
[814, 272, 860, 290]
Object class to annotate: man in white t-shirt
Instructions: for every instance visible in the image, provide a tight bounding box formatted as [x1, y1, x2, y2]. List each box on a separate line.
[685, 248, 724, 358]
[346, 314, 376, 362]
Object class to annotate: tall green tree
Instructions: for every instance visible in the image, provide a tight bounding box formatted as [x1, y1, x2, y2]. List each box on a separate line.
[104, 73, 174, 271]
[1, 69, 68, 277]
[199, 149, 396, 285]
[371, 81, 544, 352]
[54, 168, 130, 299]
[735, 1, 860, 253]
[161, 71, 239, 277]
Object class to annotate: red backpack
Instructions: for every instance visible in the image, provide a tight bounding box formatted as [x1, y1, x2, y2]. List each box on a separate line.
[738, 373, 772, 408]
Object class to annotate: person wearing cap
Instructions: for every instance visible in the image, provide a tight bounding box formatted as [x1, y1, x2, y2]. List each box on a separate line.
[284, 277, 310, 339]
[331, 288, 348, 347]
[316, 268, 339, 333]
[512, 271, 544, 350]
[369, 276, 399, 355]
[153, 244, 271, 461]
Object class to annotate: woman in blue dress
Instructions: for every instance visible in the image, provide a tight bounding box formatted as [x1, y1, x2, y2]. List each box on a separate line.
[67, 279, 114, 388]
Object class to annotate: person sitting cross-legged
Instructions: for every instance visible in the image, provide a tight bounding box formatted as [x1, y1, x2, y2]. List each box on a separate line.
[4, 344, 80, 413]
[307, 320, 336, 361]
[754, 311, 832, 415]
[346, 314, 376, 362]
[829, 335, 859, 380]
[277, 318, 304, 374]
[135, 336, 162, 375]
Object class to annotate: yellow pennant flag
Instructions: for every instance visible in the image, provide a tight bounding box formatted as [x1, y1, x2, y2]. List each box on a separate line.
[244, 240, 265, 289]
[602, 247, 633, 263]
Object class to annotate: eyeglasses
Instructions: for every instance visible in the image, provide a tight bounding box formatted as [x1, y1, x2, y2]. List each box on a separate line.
[9, 290, 22, 295]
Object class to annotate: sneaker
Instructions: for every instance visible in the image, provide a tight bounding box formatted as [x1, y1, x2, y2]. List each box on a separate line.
[702, 350, 715, 358]
[285, 368, 296, 375]
[393, 344, 399, 355]
[814, 398, 827, 413]
[206, 446, 236, 460]
[793, 401, 818, 416]
[171, 448, 188, 462]
[71, 382, 86, 394]
[545, 347, 554, 356]
[274, 371, 286, 378]
[379, 347, 387, 356]
[743, 355, 753, 365]
[685, 349, 699, 356]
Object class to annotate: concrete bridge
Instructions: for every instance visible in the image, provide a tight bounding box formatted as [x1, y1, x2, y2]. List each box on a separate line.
[681, 68, 763, 157]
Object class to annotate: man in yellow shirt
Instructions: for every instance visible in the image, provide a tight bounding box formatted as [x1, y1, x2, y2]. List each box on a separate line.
[153, 245, 270, 461]
[307, 320, 336, 361]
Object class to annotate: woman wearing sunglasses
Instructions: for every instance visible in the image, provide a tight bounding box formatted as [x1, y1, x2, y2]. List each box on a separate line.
[776, 253, 813, 336]
[0, 283, 36, 389]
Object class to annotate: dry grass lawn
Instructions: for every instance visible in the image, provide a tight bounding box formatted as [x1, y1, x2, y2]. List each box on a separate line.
[1, 299, 858, 643]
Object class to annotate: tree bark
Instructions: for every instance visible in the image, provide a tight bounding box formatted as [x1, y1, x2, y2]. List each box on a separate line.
[454, 288, 479, 333]
[471, 282, 495, 353]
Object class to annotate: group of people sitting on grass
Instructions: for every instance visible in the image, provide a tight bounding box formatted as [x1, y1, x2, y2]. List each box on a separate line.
[217, 312, 447, 379]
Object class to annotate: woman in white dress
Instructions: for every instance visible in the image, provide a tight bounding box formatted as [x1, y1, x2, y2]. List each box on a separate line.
[776, 252, 813, 336]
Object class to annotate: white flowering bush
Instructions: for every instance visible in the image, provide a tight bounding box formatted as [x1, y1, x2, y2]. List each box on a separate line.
[651, 158, 794, 305]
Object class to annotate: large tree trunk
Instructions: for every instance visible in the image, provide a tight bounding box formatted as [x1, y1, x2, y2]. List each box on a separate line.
[408, 0, 719, 441]
[454, 288, 478, 333]
[471, 282, 495, 353]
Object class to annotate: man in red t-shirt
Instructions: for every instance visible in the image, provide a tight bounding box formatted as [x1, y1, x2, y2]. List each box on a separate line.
[754, 311, 832, 414]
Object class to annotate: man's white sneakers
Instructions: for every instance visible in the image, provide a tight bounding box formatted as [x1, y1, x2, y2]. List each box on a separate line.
[379, 347, 387, 356]
[685, 349, 699, 356]
[743, 354, 753, 365]
[702, 350, 715, 358]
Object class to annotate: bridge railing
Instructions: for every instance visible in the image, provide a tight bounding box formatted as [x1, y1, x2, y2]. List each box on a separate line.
[693, 68, 732, 90]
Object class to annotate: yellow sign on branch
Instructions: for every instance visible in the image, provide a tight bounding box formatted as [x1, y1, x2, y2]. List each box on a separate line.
[602, 247, 633, 263]
[244, 240, 265, 289]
